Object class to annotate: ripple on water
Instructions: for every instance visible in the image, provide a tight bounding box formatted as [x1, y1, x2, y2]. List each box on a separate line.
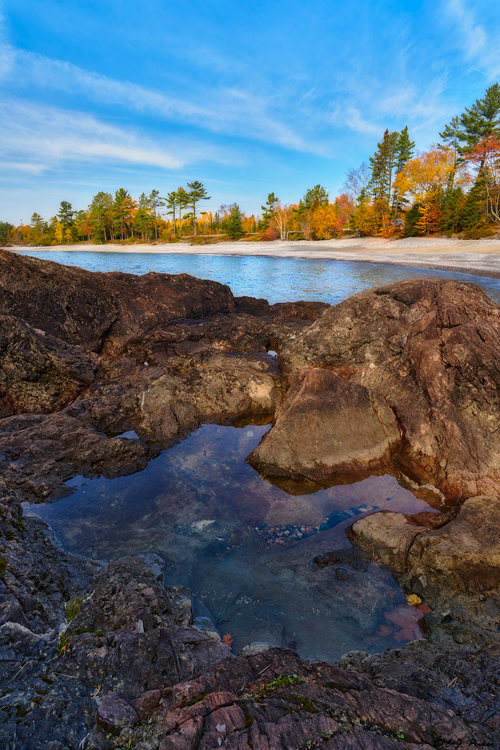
[27, 423, 439, 662]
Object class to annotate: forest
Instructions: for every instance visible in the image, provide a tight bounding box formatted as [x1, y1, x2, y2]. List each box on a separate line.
[2, 84, 500, 246]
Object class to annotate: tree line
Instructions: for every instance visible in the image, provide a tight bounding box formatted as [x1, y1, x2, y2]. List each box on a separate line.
[2, 83, 500, 246]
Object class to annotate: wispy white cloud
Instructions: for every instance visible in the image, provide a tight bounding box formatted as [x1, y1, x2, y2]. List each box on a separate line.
[445, 0, 500, 78]
[330, 105, 381, 137]
[3, 47, 314, 154]
[0, 99, 232, 174]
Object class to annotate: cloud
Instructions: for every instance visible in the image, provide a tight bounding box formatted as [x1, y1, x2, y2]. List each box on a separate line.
[445, 0, 500, 78]
[0, 99, 231, 175]
[330, 105, 381, 137]
[4, 47, 315, 154]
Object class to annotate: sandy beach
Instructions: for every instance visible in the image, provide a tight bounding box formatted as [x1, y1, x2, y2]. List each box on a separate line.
[7, 236, 500, 279]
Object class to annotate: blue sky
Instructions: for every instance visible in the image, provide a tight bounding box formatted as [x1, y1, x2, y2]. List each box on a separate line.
[1, 0, 500, 223]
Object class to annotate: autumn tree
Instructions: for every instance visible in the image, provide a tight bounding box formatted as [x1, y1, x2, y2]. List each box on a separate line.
[464, 135, 500, 224]
[89, 192, 113, 244]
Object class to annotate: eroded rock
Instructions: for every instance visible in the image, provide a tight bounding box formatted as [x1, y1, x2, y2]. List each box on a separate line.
[248, 368, 400, 482]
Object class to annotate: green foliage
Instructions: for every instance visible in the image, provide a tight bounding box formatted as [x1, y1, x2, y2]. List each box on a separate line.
[440, 83, 500, 153]
[0, 221, 14, 245]
[0, 557, 6, 576]
[222, 203, 244, 239]
[260, 192, 279, 229]
[65, 596, 83, 622]
[251, 673, 304, 700]
[403, 202, 424, 237]
[57, 201, 75, 228]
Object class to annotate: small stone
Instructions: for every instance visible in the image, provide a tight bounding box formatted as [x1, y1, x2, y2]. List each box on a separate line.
[96, 692, 138, 734]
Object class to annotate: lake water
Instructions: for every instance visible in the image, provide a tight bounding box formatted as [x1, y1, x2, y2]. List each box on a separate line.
[15, 249, 500, 304]
[23, 250, 469, 660]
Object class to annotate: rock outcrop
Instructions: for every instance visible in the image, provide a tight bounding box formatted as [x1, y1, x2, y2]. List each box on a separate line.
[2, 253, 500, 748]
[253, 278, 500, 500]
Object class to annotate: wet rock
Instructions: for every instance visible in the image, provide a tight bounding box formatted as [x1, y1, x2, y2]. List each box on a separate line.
[0, 412, 150, 499]
[277, 278, 500, 500]
[248, 368, 400, 482]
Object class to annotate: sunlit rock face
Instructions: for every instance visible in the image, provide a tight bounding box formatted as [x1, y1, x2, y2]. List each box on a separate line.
[254, 278, 500, 501]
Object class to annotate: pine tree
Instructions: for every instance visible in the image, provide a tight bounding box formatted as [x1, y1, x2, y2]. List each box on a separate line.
[223, 204, 244, 239]
[369, 130, 399, 203]
[186, 181, 211, 236]
[57, 201, 75, 228]
[260, 192, 279, 229]
[395, 127, 415, 174]
[439, 83, 500, 154]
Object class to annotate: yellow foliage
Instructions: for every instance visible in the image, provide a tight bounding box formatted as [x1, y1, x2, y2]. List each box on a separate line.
[393, 147, 455, 202]
[406, 593, 422, 606]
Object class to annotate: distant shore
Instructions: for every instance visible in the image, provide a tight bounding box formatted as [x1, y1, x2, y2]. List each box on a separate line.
[6, 236, 500, 279]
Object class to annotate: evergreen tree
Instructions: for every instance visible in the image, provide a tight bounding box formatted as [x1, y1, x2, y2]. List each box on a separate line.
[57, 201, 75, 228]
[260, 192, 279, 229]
[403, 203, 424, 237]
[439, 83, 500, 153]
[149, 189, 161, 240]
[112, 188, 135, 240]
[302, 185, 328, 209]
[369, 129, 399, 203]
[440, 186, 464, 236]
[0, 222, 13, 246]
[460, 176, 488, 234]
[222, 204, 244, 239]
[186, 180, 211, 236]
[395, 127, 415, 174]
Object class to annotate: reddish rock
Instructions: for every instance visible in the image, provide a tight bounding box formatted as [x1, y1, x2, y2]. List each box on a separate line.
[96, 691, 138, 733]
[276, 278, 500, 500]
[0, 250, 235, 354]
[248, 367, 400, 482]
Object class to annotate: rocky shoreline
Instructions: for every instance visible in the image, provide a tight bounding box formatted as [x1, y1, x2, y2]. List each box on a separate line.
[1, 249, 500, 748]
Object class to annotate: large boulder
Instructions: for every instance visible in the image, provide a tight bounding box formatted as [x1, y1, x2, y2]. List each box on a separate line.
[262, 279, 500, 500]
[351, 495, 500, 598]
[248, 367, 400, 482]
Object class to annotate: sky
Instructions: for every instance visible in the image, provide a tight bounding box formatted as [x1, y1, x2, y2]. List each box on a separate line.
[1, 0, 500, 224]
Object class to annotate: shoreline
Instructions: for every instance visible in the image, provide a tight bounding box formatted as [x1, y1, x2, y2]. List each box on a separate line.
[5, 236, 500, 280]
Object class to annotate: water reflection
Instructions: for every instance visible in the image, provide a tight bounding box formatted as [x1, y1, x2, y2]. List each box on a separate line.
[15, 250, 500, 304]
[28, 423, 435, 661]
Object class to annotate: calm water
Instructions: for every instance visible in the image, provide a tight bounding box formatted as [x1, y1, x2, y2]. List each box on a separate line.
[22, 250, 461, 659]
[15, 249, 500, 304]
[28, 423, 436, 661]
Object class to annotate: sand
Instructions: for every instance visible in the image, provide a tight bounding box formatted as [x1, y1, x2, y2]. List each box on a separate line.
[7, 236, 500, 279]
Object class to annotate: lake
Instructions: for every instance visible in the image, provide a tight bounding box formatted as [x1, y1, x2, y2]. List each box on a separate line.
[15, 249, 500, 304]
